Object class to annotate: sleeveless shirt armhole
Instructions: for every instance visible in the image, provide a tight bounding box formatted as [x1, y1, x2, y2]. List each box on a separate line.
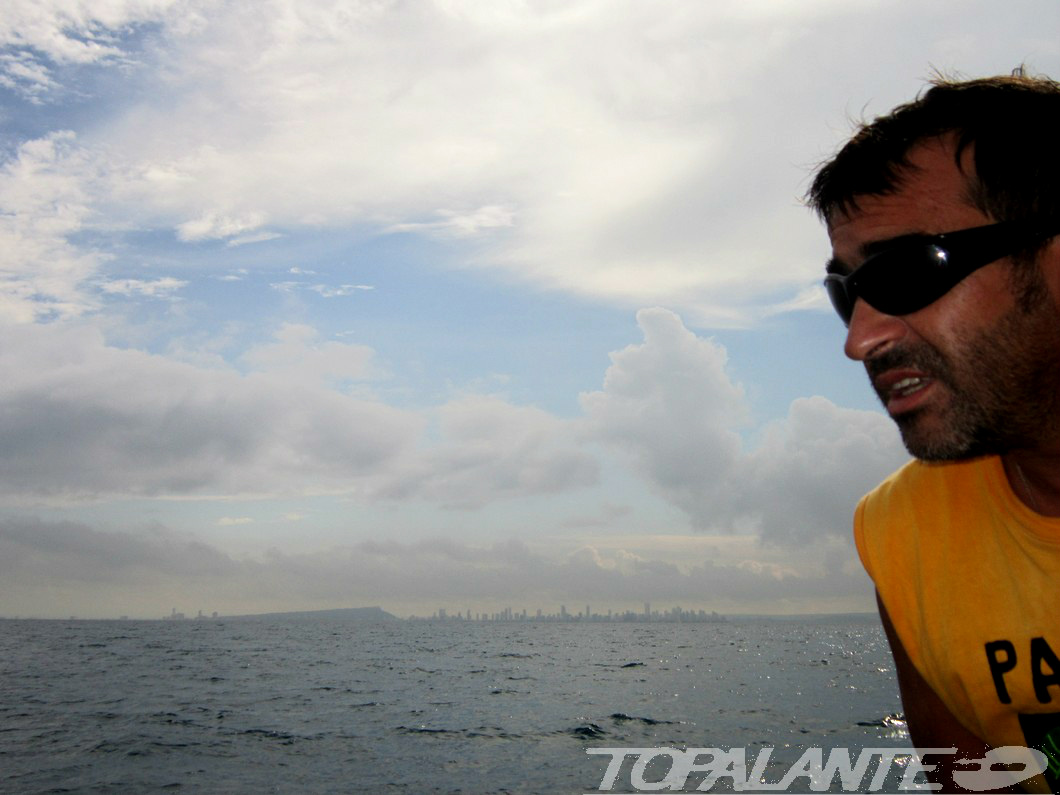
[852, 495, 876, 583]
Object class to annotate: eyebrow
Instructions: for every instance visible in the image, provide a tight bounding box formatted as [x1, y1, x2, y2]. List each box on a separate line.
[824, 231, 934, 275]
[825, 257, 848, 276]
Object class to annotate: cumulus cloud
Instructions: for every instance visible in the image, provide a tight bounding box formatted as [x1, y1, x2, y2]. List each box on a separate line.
[581, 307, 749, 510]
[739, 397, 910, 543]
[375, 395, 599, 508]
[0, 305, 902, 545]
[0, 321, 597, 505]
[0, 322, 417, 499]
[582, 308, 908, 541]
[0, 305, 897, 614]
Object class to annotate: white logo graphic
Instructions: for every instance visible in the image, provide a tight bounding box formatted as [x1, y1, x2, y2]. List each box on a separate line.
[585, 745, 1047, 792]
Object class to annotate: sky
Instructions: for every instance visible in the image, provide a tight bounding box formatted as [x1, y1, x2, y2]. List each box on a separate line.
[0, 0, 1057, 620]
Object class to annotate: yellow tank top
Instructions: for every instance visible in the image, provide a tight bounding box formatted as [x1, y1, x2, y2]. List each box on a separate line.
[855, 456, 1060, 781]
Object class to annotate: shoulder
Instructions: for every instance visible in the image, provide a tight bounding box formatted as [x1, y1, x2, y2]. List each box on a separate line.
[856, 459, 927, 528]
[854, 457, 995, 580]
[860, 456, 990, 514]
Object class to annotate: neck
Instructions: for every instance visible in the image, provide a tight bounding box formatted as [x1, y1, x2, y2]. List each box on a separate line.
[1003, 450, 1060, 517]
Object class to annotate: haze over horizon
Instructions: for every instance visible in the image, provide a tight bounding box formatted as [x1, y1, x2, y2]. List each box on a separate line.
[1, 1, 1057, 620]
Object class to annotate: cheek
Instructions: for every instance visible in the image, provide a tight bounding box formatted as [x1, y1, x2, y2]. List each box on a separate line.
[927, 266, 1016, 333]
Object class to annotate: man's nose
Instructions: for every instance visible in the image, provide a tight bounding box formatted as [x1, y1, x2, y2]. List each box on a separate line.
[844, 299, 907, 361]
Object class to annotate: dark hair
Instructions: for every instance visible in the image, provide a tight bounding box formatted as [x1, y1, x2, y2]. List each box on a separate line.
[807, 69, 1060, 226]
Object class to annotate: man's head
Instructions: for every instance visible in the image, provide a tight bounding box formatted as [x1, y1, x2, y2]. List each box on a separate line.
[809, 71, 1060, 461]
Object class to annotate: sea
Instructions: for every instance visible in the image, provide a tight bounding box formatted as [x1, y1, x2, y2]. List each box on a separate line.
[0, 614, 914, 795]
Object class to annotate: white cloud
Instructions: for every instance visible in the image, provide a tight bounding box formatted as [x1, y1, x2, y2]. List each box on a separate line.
[240, 322, 378, 385]
[0, 321, 600, 505]
[739, 397, 910, 543]
[176, 210, 267, 242]
[0, 305, 897, 613]
[0, 321, 418, 499]
[0, 306, 903, 543]
[375, 394, 599, 508]
[581, 307, 750, 512]
[225, 231, 282, 247]
[97, 276, 187, 297]
[0, 131, 104, 321]
[582, 308, 908, 540]
[386, 205, 516, 238]
[1, 1, 1056, 323]
[0, 51, 57, 98]
[268, 280, 301, 293]
[268, 280, 373, 297]
[308, 283, 374, 297]
[0, 0, 185, 98]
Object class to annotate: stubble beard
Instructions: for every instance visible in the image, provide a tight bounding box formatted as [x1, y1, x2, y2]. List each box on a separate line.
[869, 270, 1060, 461]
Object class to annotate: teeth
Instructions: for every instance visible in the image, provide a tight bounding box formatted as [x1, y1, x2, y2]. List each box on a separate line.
[892, 377, 925, 395]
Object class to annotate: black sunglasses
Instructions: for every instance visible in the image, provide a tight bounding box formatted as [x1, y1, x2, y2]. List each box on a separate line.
[823, 220, 1058, 325]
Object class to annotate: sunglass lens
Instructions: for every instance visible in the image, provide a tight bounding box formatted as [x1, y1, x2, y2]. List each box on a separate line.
[825, 277, 853, 325]
[860, 244, 953, 317]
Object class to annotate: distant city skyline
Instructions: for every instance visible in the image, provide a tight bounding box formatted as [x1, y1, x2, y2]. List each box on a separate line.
[410, 603, 727, 623]
[2, 602, 731, 623]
